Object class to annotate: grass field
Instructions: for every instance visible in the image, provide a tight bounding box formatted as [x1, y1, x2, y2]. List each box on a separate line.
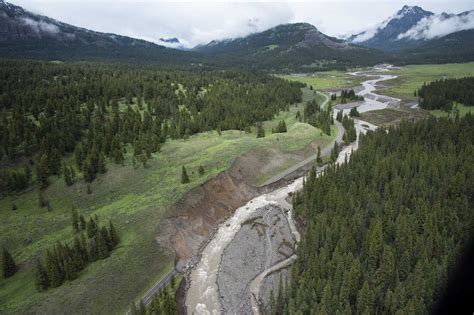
[0, 88, 336, 313]
[377, 62, 474, 101]
[281, 71, 366, 91]
[430, 103, 473, 118]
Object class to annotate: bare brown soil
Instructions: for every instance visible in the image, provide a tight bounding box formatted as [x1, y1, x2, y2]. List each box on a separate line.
[157, 145, 313, 272]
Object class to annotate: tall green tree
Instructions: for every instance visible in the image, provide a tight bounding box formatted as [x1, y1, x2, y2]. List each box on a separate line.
[34, 260, 50, 291]
[2, 248, 17, 278]
[181, 166, 190, 184]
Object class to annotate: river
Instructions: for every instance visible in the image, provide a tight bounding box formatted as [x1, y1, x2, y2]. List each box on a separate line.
[185, 65, 401, 315]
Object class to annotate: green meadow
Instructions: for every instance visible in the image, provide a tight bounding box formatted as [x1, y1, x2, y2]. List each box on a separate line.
[0, 87, 336, 313]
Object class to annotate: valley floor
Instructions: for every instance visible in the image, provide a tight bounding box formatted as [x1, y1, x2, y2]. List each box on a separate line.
[0, 87, 335, 314]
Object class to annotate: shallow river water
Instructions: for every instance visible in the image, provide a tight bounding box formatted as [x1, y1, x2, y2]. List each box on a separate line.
[185, 65, 401, 315]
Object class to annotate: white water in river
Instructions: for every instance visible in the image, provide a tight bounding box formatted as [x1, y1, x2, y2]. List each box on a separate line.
[186, 65, 400, 315]
[186, 179, 304, 315]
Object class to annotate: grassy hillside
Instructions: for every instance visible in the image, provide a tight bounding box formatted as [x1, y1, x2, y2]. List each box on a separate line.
[0, 87, 336, 313]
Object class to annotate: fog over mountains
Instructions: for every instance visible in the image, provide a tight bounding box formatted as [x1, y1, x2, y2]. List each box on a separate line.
[0, 1, 473, 69]
[347, 5, 474, 51]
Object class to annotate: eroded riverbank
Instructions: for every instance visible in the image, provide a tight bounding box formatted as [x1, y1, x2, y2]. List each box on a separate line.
[185, 65, 401, 315]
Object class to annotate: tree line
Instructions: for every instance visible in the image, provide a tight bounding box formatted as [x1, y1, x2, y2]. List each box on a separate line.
[417, 76, 474, 111]
[35, 216, 119, 291]
[332, 89, 364, 104]
[303, 99, 333, 135]
[282, 115, 474, 314]
[0, 60, 303, 193]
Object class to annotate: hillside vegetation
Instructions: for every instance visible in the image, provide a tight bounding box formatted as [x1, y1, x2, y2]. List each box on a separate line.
[283, 115, 474, 314]
[0, 60, 336, 313]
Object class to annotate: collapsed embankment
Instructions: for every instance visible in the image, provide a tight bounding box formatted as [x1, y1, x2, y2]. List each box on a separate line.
[157, 148, 312, 314]
[157, 146, 310, 271]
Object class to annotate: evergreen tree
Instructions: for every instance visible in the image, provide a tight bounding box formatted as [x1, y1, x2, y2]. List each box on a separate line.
[108, 220, 120, 247]
[35, 259, 50, 291]
[71, 209, 80, 233]
[198, 165, 205, 176]
[86, 218, 98, 238]
[2, 248, 17, 279]
[349, 107, 360, 117]
[316, 145, 322, 164]
[181, 166, 190, 184]
[63, 164, 73, 186]
[79, 215, 86, 230]
[45, 250, 62, 288]
[331, 141, 339, 162]
[36, 153, 50, 188]
[97, 154, 107, 174]
[97, 230, 110, 259]
[256, 122, 265, 138]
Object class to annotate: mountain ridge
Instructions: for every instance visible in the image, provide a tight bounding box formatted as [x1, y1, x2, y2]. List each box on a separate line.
[348, 5, 474, 52]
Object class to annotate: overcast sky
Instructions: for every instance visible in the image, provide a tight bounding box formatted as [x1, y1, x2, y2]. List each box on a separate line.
[10, 0, 474, 47]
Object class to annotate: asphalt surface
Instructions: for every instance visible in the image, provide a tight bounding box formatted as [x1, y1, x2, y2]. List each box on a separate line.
[128, 92, 342, 314]
[126, 268, 178, 314]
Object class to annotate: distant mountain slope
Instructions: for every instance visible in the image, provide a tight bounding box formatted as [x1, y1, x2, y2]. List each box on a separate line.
[349, 5, 474, 54]
[397, 29, 474, 64]
[348, 5, 434, 51]
[195, 23, 387, 71]
[0, 0, 194, 64]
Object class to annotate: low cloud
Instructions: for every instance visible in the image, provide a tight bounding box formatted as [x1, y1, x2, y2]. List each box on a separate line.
[350, 13, 397, 43]
[20, 17, 60, 34]
[398, 11, 474, 40]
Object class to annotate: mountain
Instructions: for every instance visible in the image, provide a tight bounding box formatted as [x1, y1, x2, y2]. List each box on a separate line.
[397, 29, 474, 64]
[160, 37, 180, 44]
[349, 5, 474, 53]
[0, 0, 194, 64]
[159, 37, 188, 50]
[195, 23, 387, 71]
[348, 5, 434, 51]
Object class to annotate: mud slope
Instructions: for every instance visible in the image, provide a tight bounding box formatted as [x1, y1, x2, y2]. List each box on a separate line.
[157, 153, 260, 270]
[157, 146, 311, 271]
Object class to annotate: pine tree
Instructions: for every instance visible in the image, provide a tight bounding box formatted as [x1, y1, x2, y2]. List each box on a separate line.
[72, 209, 80, 232]
[79, 215, 86, 230]
[331, 141, 339, 162]
[181, 166, 190, 184]
[64, 164, 73, 186]
[198, 165, 205, 176]
[108, 220, 120, 247]
[256, 122, 265, 138]
[97, 153, 107, 174]
[2, 248, 17, 278]
[86, 218, 97, 238]
[97, 230, 110, 259]
[36, 153, 50, 188]
[45, 250, 62, 288]
[64, 257, 77, 281]
[269, 289, 276, 315]
[276, 273, 285, 314]
[35, 259, 50, 291]
[316, 145, 322, 164]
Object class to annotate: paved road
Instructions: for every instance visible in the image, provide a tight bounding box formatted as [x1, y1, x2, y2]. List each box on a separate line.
[126, 268, 178, 314]
[262, 92, 344, 186]
[128, 92, 341, 314]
